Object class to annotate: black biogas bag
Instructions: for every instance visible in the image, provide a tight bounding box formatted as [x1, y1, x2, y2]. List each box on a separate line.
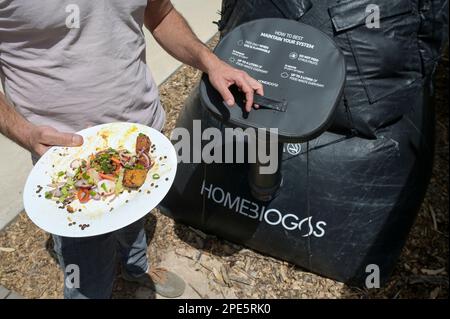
[160, 2, 447, 286]
[218, 0, 313, 36]
[218, 0, 449, 138]
[162, 85, 434, 285]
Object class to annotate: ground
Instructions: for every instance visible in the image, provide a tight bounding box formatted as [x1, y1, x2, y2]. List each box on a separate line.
[0, 37, 447, 299]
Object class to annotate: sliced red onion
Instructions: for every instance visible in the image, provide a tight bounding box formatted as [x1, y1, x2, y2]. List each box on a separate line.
[87, 168, 100, 184]
[53, 189, 63, 197]
[119, 153, 131, 166]
[128, 156, 137, 166]
[97, 180, 115, 196]
[140, 153, 151, 169]
[75, 180, 92, 188]
[118, 150, 131, 157]
[70, 159, 82, 170]
[137, 149, 145, 157]
[47, 182, 66, 188]
[95, 150, 107, 156]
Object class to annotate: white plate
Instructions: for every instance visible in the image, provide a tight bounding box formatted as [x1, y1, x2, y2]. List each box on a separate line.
[23, 122, 177, 238]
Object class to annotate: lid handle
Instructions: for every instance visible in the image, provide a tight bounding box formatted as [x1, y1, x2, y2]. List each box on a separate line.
[253, 95, 288, 112]
[224, 86, 288, 112]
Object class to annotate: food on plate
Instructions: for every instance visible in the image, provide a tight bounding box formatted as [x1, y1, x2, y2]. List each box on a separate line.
[136, 133, 151, 154]
[123, 169, 148, 189]
[44, 133, 154, 205]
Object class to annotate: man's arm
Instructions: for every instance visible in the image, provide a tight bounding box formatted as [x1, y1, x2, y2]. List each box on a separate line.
[0, 92, 83, 156]
[0, 92, 33, 150]
[144, 0, 263, 112]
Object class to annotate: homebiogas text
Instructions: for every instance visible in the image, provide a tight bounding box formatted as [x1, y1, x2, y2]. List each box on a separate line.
[170, 120, 279, 174]
[200, 180, 327, 238]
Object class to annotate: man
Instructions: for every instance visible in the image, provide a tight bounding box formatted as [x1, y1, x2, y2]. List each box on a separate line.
[0, 0, 263, 299]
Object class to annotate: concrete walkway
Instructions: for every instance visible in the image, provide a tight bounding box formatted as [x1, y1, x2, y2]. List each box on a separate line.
[146, 0, 222, 85]
[0, 136, 32, 232]
[0, 0, 221, 232]
[0, 285, 23, 299]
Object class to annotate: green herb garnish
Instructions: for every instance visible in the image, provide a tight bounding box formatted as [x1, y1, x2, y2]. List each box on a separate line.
[61, 187, 69, 196]
[93, 153, 115, 174]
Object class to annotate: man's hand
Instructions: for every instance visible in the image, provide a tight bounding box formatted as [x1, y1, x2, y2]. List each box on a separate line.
[145, 2, 264, 112]
[206, 59, 264, 112]
[25, 125, 84, 157]
[1, 92, 83, 157]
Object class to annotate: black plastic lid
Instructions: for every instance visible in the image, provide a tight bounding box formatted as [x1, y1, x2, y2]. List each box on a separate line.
[200, 18, 346, 143]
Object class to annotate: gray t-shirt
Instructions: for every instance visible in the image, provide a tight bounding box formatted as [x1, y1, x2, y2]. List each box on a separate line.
[0, 0, 165, 133]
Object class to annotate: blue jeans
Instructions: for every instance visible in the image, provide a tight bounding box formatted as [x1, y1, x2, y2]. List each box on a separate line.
[52, 218, 149, 299]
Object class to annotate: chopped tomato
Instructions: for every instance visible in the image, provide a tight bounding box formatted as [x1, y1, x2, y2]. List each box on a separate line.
[111, 157, 121, 165]
[111, 157, 122, 175]
[77, 188, 90, 203]
[98, 173, 116, 181]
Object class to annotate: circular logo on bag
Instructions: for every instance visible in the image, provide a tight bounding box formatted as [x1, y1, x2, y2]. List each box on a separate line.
[286, 143, 302, 156]
[289, 52, 298, 60]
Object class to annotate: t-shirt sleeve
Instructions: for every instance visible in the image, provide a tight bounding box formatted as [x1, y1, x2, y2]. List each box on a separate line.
[0, 56, 5, 92]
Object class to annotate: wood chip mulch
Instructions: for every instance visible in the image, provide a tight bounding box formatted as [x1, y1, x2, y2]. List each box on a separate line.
[0, 36, 447, 299]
